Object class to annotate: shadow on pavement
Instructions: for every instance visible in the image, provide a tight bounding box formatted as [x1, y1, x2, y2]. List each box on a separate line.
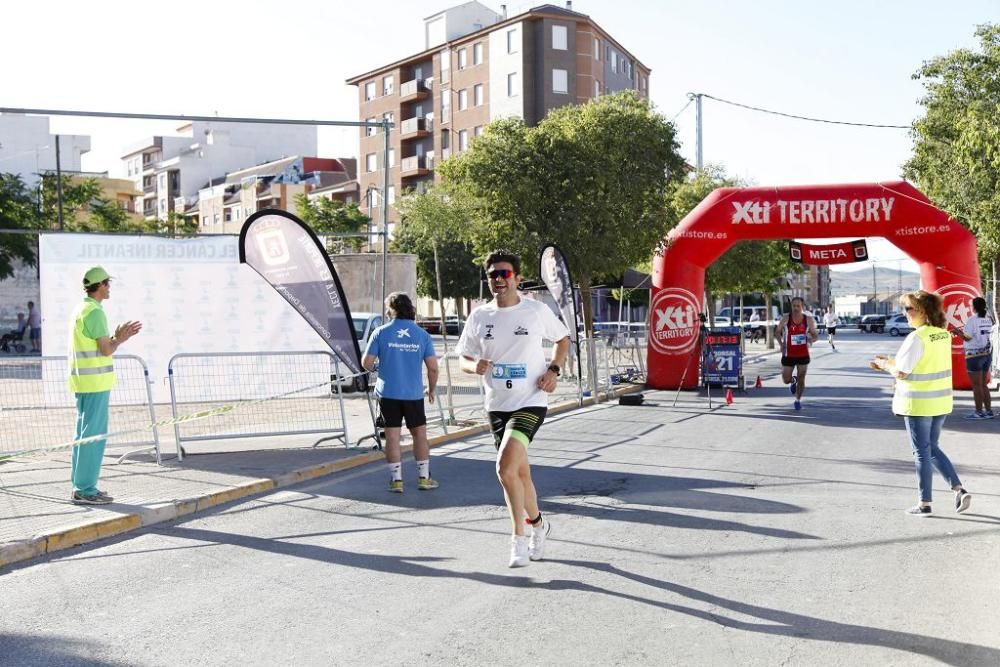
[0, 633, 120, 666]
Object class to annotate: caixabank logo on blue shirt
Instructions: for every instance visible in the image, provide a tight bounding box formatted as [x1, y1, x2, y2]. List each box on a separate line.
[492, 363, 527, 380]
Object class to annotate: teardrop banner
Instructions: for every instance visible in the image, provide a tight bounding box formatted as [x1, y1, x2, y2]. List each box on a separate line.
[789, 239, 868, 265]
[238, 209, 364, 388]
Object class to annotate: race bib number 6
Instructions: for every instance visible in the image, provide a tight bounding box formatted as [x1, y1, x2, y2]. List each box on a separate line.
[492, 363, 527, 390]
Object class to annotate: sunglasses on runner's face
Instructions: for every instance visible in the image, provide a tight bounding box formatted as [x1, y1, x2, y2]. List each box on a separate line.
[488, 269, 514, 280]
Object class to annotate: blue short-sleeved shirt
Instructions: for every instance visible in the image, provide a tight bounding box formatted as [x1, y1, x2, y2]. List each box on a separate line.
[363, 319, 436, 400]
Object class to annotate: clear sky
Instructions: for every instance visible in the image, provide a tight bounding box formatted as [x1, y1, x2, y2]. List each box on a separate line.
[3, 0, 997, 270]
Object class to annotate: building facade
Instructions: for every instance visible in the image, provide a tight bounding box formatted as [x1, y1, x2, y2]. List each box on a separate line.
[0, 113, 90, 188]
[120, 122, 317, 221]
[346, 1, 650, 231]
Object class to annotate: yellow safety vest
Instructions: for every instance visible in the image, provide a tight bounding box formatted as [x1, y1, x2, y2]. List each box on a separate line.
[68, 299, 116, 394]
[892, 326, 953, 416]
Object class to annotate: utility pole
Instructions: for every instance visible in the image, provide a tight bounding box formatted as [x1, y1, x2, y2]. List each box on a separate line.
[55, 135, 64, 231]
[690, 93, 704, 170]
[872, 263, 877, 313]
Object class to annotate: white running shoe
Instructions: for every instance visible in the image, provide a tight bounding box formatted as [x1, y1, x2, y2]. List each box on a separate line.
[529, 518, 551, 561]
[508, 535, 530, 568]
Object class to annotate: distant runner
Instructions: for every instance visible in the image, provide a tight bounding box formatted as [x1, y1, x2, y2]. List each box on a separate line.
[823, 306, 840, 351]
[775, 297, 818, 411]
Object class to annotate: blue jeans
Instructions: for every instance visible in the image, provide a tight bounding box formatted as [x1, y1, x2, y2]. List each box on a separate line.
[903, 415, 961, 503]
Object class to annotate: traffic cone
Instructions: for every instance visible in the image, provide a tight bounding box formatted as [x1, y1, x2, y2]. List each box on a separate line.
[755, 375, 763, 389]
[725, 388, 734, 405]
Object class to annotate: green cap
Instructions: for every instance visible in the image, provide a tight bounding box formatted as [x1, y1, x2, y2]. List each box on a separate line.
[82, 266, 111, 289]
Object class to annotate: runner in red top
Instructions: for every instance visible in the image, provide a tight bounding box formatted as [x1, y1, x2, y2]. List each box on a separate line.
[774, 297, 818, 410]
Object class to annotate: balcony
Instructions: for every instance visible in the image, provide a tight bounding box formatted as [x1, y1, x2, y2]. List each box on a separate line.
[400, 117, 432, 139]
[400, 79, 430, 103]
[143, 182, 156, 195]
[400, 156, 431, 177]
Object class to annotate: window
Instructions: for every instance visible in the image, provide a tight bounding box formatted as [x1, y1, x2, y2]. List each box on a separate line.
[458, 129, 469, 152]
[552, 25, 567, 50]
[387, 186, 396, 206]
[382, 75, 394, 96]
[202, 215, 209, 227]
[366, 117, 377, 137]
[474, 83, 484, 106]
[610, 51, 617, 71]
[213, 214, 220, 226]
[507, 28, 518, 53]
[441, 92, 450, 121]
[365, 81, 375, 101]
[383, 111, 394, 126]
[366, 153, 377, 172]
[234, 208, 241, 220]
[457, 48, 467, 70]
[389, 148, 396, 168]
[594, 38, 600, 60]
[594, 80, 600, 97]
[458, 89, 468, 110]
[474, 125, 483, 137]
[552, 69, 568, 94]
[440, 49, 450, 71]
[473, 42, 483, 65]
[507, 72, 518, 97]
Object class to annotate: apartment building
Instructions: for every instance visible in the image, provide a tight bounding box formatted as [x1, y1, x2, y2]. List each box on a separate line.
[784, 264, 832, 311]
[121, 122, 317, 221]
[346, 1, 650, 230]
[0, 113, 90, 188]
[191, 156, 358, 235]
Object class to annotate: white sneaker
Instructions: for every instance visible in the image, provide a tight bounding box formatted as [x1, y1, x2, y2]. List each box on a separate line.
[508, 535, 530, 568]
[529, 518, 551, 561]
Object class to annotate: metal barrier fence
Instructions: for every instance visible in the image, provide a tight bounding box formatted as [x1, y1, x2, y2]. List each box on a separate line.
[0, 354, 160, 463]
[167, 351, 349, 460]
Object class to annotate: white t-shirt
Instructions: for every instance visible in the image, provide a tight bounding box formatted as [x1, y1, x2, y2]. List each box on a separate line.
[823, 312, 839, 328]
[962, 314, 994, 355]
[893, 330, 924, 374]
[455, 298, 569, 412]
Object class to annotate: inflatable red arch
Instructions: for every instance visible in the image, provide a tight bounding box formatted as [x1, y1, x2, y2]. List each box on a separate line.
[649, 181, 982, 390]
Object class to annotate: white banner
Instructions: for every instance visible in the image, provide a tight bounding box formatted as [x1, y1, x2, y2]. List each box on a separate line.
[40, 234, 331, 403]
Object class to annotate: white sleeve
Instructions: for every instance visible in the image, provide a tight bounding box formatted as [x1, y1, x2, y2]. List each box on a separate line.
[454, 311, 482, 359]
[539, 303, 570, 342]
[894, 333, 924, 374]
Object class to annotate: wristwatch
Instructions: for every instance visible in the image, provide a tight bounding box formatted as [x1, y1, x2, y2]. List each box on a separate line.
[547, 364, 561, 376]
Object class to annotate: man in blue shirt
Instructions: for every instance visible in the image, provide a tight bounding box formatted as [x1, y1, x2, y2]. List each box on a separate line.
[362, 292, 439, 492]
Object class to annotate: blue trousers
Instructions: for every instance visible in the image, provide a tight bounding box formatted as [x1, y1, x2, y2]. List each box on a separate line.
[903, 415, 961, 503]
[71, 391, 110, 496]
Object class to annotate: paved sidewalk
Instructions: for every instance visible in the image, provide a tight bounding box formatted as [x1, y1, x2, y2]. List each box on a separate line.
[0, 384, 639, 569]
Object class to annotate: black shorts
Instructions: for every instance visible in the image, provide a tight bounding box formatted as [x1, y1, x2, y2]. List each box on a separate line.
[826, 327, 837, 335]
[378, 398, 427, 429]
[488, 407, 547, 449]
[781, 356, 811, 368]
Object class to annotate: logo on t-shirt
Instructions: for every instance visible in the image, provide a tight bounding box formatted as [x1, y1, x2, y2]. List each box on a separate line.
[485, 324, 495, 340]
[513, 326, 529, 336]
[396, 328, 411, 338]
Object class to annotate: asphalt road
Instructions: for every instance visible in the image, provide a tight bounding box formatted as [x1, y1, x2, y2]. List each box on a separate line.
[2, 331, 999, 666]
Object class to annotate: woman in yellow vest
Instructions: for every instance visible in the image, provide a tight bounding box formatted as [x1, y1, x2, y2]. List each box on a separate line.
[870, 290, 971, 516]
[68, 266, 142, 505]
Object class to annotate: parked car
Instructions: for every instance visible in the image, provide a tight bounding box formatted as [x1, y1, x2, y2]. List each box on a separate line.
[351, 312, 383, 343]
[859, 314, 886, 334]
[417, 315, 465, 336]
[885, 314, 915, 337]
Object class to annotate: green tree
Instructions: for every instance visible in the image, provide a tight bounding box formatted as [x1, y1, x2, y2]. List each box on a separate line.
[39, 174, 101, 230]
[905, 23, 1000, 307]
[439, 90, 687, 333]
[0, 173, 42, 279]
[393, 187, 481, 313]
[294, 194, 370, 252]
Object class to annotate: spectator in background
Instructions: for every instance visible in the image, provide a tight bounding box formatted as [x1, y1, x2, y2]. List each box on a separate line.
[27, 300, 41, 353]
[823, 306, 841, 351]
[955, 296, 994, 420]
[0, 313, 26, 352]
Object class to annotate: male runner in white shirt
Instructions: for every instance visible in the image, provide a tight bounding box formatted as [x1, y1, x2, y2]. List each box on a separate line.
[456, 251, 570, 567]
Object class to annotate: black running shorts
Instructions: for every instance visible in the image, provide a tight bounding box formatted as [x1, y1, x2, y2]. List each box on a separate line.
[781, 355, 810, 367]
[378, 398, 427, 429]
[488, 407, 547, 449]
[827, 327, 837, 335]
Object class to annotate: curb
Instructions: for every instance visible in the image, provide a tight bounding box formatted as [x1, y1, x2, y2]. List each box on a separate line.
[0, 384, 643, 571]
